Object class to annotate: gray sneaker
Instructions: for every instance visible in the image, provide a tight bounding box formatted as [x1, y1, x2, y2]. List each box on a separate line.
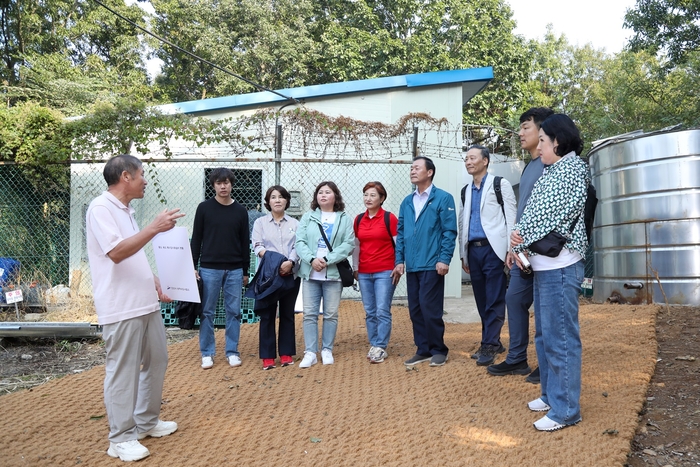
[429, 354, 448, 367]
[404, 354, 432, 366]
[370, 348, 388, 363]
[472, 343, 505, 361]
[470, 346, 483, 360]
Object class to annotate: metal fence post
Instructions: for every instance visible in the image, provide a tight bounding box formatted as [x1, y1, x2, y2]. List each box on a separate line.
[275, 123, 283, 185]
[412, 125, 418, 159]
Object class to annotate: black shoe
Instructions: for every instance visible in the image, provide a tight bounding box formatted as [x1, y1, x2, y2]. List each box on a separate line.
[404, 354, 432, 366]
[429, 354, 448, 367]
[476, 346, 498, 366]
[487, 360, 531, 376]
[526, 367, 540, 384]
[472, 343, 505, 360]
[470, 346, 483, 360]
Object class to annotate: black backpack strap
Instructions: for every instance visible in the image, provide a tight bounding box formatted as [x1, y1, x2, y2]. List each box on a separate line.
[494, 176, 505, 219]
[584, 184, 598, 241]
[354, 212, 364, 234]
[384, 211, 395, 249]
[463, 178, 504, 218]
[356, 211, 395, 249]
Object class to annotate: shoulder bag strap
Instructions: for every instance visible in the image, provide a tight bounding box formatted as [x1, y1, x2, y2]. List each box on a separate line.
[318, 223, 334, 252]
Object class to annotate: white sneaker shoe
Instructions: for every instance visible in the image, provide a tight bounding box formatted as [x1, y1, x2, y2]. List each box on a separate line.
[321, 349, 334, 365]
[366, 346, 377, 360]
[299, 351, 317, 368]
[201, 356, 213, 369]
[528, 397, 551, 412]
[533, 415, 580, 431]
[370, 348, 388, 363]
[107, 440, 150, 462]
[227, 355, 242, 367]
[138, 420, 178, 440]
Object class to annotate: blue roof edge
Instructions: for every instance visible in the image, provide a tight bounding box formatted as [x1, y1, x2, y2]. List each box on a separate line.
[158, 66, 494, 115]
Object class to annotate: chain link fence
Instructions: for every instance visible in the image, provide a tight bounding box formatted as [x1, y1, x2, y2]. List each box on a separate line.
[0, 157, 414, 320]
[0, 118, 594, 318]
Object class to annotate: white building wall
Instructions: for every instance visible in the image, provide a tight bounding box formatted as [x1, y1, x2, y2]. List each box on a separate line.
[71, 82, 473, 298]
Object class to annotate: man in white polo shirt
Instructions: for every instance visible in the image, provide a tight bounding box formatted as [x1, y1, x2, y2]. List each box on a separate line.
[86, 154, 184, 462]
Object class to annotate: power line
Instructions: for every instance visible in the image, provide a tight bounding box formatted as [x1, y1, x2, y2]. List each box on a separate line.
[92, 0, 300, 104]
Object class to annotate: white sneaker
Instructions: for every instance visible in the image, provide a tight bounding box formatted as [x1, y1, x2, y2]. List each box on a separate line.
[533, 415, 580, 431]
[138, 420, 178, 439]
[107, 440, 150, 462]
[366, 346, 377, 360]
[370, 348, 388, 363]
[201, 356, 213, 369]
[299, 351, 317, 368]
[227, 355, 242, 367]
[528, 397, 551, 412]
[321, 349, 334, 365]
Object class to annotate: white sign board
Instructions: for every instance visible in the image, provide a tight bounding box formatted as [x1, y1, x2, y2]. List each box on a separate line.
[152, 227, 200, 303]
[5, 289, 23, 304]
[581, 277, 593, 289]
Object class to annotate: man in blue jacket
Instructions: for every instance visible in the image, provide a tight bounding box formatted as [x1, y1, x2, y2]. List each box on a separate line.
[392, 156, 457, 367]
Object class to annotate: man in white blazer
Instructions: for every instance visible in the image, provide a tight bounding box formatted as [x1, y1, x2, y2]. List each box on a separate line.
[459, 145, 516, 366]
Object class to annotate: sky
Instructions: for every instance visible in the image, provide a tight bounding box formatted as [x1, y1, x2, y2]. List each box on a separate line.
[507, 0, 638, 53]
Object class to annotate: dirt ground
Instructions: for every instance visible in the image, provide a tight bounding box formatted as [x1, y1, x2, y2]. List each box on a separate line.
[0, 327, 197, 395]
[0, 304, 698, 465]
[625, 305, 700, 467]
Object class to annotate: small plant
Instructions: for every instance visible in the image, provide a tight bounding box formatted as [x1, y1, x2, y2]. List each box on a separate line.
[54, 339, 82, 353]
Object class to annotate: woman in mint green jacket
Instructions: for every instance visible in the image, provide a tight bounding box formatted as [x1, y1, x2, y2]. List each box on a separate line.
[295, 181, 355, 368]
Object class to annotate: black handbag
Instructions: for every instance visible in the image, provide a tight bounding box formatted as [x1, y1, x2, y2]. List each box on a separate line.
[174, 279, 203, 329]
[529, 214, 580, 258]
[317, 223, 355, 287]
[529, 231, 568, 257]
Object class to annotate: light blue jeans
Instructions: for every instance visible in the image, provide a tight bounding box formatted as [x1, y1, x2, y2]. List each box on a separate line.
[302, 279, 342, 353]
[533, 260, 584, 425]
[199, 267, 242, 357]
[358, 270, 395, 349]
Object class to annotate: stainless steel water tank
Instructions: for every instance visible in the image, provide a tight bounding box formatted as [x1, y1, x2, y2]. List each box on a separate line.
[588, 128, 700, 305]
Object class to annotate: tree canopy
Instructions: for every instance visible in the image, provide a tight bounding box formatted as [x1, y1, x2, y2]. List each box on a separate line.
[624, 0, 700, 66]
[0, 0, 698, 168]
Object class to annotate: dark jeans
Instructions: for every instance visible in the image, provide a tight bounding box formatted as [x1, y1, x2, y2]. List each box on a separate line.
[256, 278, 300, 359]
[468, 244, 507, 347]
[504, 263, 535, 364]
[406, 270, 448, 356]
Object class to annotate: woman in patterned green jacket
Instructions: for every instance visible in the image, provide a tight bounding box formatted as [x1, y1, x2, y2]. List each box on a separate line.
[511, 114, 590, 432]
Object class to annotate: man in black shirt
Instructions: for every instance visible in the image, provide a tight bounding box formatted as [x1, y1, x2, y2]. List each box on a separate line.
[191, 168, 250, 369]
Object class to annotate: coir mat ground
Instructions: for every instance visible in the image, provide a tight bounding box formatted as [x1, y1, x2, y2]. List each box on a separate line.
[0, 302, 658, 467]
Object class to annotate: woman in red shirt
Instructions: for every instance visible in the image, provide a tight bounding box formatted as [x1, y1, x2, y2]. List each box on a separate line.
[353, 182, 400, 363]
